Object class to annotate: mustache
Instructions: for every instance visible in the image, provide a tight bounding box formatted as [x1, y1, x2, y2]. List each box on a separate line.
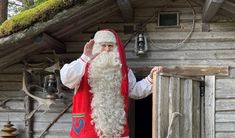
[92, 51, 121, 68]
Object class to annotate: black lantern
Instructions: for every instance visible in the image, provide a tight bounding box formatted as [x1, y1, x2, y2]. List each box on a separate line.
[43, 74, 58, 99]
[135, 32, 148, 55]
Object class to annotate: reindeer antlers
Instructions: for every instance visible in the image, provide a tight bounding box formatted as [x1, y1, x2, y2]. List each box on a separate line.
[21, 71, 55, 120]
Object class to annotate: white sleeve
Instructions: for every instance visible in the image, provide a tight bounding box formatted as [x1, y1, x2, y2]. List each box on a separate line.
[60, 54, 91, 89]
[128, 69, 153, 99]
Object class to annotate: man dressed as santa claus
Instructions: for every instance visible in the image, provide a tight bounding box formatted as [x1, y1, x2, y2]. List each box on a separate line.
[60, 29, 162, 138]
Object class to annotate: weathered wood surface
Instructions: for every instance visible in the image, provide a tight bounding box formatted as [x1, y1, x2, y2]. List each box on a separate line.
[216, 78, 235, 98]
[205, 76, 215, 138]
[157, 76, 169, 138]
[168, 77, 180, 138]
[202, 0, 225, 22]
[216, 112, 235, 122]
[116, 0, 133, 22]
[216, 133, 235, 138]
[153, 74, 201, 138]
[152, 72, 157, 138]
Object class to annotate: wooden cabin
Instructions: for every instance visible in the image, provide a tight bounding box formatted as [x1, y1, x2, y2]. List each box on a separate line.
[0, 0, 235, 137]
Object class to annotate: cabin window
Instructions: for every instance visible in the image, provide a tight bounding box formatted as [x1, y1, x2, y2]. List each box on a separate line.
[158, 12, 179, 27]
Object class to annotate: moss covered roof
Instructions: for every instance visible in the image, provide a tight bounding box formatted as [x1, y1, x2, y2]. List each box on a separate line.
[0, 0, 87, 38]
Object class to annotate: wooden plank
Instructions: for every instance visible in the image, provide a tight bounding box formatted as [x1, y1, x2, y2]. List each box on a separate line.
[0, 112, 25, 121]
[192, 81, 200, 138]
[0, 91, 25, 98]
[34, 131, 70, 138]
[33, 122, 71, 131]
[34, 33, 66, 53]
[168, 77, 180, 138]
[205, 76, 215, 138]
[127, 60, 235, 68]
[216, 99, 235, 111]
[222, 0, 235, 14]
[0, 64, 24, 74]
[125, 50, 235, 60]
[157, 76, 169, 138]
[181, 79, 193, 138]
[74, 32, 235, 42]
[0, 82, 22, 91]
[202, 0, 225, 22]
[131, 66, 229, 77]
[201, 87, 205, 138]
[216, 112, 235, 122]
[216, 78, 235, 99]
[55, 4, 120, 38]
[116, 0, 133, 22]
[152, 71, 158, 138]
[0, 43, 47, 70]
[0, 74, 22, 82]
[216, 133, 235, 138]
[216, 122, 235, 131]
[65, 41, 235, 52]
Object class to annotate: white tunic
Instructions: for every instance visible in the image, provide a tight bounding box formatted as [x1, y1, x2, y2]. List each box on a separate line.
[60, 54, 152, 99]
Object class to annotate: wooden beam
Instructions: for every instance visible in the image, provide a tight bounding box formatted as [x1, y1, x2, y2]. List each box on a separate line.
[0, 0, 103, 47]
[205, 76, 215, 138]
[222, 0, 235, 14]
[116, 0, 133, 22]
[34, 33, 65, 53]
[0, 43, 47, 70]
[132, 66, 229, 77]
[55, 3, 120, 38]
[202, 0, 225, 22]
[0, 33, 66, 69]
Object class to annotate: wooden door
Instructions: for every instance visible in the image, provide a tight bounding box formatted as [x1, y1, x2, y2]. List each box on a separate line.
[152, 73, 202, 138]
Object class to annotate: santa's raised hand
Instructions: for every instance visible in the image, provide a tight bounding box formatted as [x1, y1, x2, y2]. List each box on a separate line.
[83, 39, 100, 60]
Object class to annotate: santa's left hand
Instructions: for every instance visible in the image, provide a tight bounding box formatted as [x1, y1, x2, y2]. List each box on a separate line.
[150, 66, 163, 79]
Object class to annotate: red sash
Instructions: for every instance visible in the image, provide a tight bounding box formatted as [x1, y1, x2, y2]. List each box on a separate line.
[70, 65, 129, 138]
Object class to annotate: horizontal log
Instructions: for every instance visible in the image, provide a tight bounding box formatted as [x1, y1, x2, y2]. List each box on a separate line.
[216, 133, 235, 138]
[0, 64, 24, 74]
[216, 122, 235, 131]
[127, 59, 235, 68]
[133, 0, 199, 8]
[65, 41, 235, 53]
[216, 99, 235, 111]
[0, 74, 22, 82]
[33, 112, 71, 123]
[132, 65, 228, 76]
[72, 32, 235, 42]
[34, 131, 70, 138]
[0, 82, 22, 91]
[34, 122, 71, 131]
[216, 112, 235, 122]
[216, 78, 235, 98]
[0, 91, 25, 97]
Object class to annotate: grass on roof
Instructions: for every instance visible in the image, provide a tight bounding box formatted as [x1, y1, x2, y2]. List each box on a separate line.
[0, 0, 86, 38]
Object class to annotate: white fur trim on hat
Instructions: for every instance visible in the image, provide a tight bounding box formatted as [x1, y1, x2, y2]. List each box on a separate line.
[94, 30, 116, 44]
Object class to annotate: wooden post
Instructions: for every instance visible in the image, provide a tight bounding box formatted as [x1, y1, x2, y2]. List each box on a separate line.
[152, 71, 157, 138]
[205, 76, 215, 138]
[24, 72, 33, 138]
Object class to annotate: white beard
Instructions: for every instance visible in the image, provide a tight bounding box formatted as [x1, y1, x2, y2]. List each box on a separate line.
[88, 49, 126, 137]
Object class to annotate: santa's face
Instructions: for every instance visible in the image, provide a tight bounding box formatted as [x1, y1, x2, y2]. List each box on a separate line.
[100, 42, 116, 52]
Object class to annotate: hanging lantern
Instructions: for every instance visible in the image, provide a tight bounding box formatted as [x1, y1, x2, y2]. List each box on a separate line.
[43, 74, 58, 99]
[135, 32, 148, 56]
[0, 120, 18, 138]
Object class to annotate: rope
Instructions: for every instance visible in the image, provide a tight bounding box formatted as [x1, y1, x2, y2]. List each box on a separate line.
[166, 112, 183, 138]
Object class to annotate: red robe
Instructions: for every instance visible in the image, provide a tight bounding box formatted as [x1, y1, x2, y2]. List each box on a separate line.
[70, 29, 129, 138]
[70, 65, 129, 138]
